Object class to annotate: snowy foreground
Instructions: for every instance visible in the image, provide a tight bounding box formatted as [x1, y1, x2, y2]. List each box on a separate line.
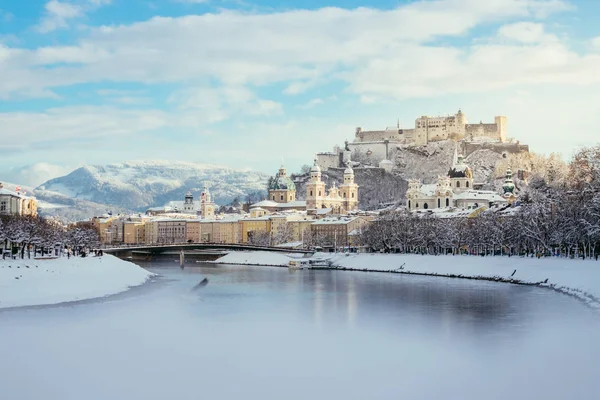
[215, 251, 600, 309]
[0, 255, 154, 309]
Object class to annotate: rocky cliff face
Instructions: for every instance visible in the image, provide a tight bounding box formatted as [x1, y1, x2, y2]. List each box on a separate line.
[294, 167, 407, 210]
[392, 140, 516, 188]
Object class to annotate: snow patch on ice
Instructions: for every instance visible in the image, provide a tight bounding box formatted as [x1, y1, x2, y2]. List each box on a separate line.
[0, 255, 154, 309]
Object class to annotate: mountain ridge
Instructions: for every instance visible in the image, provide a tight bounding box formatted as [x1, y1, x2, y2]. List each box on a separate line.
[36, 160, 270, 212]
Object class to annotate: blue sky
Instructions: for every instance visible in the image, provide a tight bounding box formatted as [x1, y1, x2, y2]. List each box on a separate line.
[1, 0, 600, 186]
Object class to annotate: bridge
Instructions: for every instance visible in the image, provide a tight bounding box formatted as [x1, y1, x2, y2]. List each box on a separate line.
[104, 242, 312, 261]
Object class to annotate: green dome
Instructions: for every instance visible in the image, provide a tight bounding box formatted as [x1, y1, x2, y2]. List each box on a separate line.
[269, 166, 296, 191]
[503, 168, 515, 194]
[269, 175, 296, 191]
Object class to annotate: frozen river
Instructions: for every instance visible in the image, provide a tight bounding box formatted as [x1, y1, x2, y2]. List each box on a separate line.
[1, 261, 600, 400]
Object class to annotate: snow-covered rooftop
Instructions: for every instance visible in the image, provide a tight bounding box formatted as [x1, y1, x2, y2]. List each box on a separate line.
[250, 200, 278, 208]
[312, 216, 359, 225]
[453, 190, 507, 203]
[420, 184, 437, 197]
[316, 208, 332, 215]
[0, 188, 32, 199]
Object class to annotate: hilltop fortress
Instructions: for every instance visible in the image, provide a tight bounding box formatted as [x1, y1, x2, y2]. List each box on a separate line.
[317, 110, 528, 171]
[354, 109, 506, 146]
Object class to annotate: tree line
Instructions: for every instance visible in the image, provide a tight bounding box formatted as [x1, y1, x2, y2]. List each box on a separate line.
[361, 145, 600, 260]
[0, 214, 99, 259]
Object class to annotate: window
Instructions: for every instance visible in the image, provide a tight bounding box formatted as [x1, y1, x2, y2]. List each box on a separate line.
[0, 201, 6, 211]
[466, 181, 470, 188]
[319, 191, 322, 196]
[437, 199, 441, 208]
[416, 203, 419, 208]
[280, 195, 283, 201]
[456, 181, 460, 188]
[272, 196, 275, 200]
[352, 193, 355, 198]
[446, 198, 450, 207]
[408, 200, 411, 209]
[310, 190, 313, 196]
[424, 203, 429, 210]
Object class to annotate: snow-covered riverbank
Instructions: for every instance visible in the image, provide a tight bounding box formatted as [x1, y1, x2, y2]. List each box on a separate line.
[0, 255, 154, 309]
[214, 251, 600, 309]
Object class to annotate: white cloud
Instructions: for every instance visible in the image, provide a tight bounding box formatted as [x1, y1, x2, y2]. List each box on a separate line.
[6, 163, 73, 187]
[3, 0, 599, 169]
[299, 98, 324, 109]
[36, 0, 112, 33]
[0, 106, 177, 149]
[0, 0, 573, 100]
[592, 37, 600, 50]
[348, 32, 600, 101]
[170, 85, 282, 122]
[497, 22, 549, 43]
[37, 1, 84, 33]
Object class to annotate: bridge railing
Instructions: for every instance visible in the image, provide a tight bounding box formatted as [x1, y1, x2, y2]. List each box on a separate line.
[104, 242, 311, 254]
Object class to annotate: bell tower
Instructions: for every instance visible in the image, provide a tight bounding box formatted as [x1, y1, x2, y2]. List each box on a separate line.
[339, 165, 359, 212]
[183, 190, 195, 213]
[200, 185, 215, 220]
[306, 158, 326, 213]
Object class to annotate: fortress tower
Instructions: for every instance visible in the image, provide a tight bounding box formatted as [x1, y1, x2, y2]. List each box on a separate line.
[495, 116, 507, 143]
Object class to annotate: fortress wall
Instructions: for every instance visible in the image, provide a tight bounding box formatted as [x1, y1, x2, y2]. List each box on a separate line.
[465, 123, 500, 140]
[356, 130, 405, 142]
[348, 142, 392, 164]
[316, 153, 341, 171]
[461, 142, 529, 157]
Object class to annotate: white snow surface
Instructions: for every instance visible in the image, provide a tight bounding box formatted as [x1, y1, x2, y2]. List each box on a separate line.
[215, 251, 301, 266]
[215, 251, 600, 309]
[0, 255, 154, 309]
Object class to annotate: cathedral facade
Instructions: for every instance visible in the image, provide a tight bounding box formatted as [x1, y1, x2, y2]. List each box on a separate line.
[305, 159, 359, 215]
[406, 149, 516, 211]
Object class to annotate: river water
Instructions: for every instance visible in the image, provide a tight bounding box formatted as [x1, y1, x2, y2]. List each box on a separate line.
[1, 261, 599, 400]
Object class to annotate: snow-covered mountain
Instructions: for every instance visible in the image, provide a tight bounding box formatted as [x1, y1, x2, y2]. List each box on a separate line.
[36, 160, 269, 211]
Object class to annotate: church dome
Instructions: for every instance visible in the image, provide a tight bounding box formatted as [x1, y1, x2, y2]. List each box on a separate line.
[344, 165, 354, 174]
[269, 175, 296, 191]
[503, 168, 515, 194]
[311, 163, 321, 173]
[448, 154, 472, 178]
[448, 164, 472, 178]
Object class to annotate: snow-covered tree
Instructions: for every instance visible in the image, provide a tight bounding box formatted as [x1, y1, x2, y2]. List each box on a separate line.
[273, 223, 294, 246]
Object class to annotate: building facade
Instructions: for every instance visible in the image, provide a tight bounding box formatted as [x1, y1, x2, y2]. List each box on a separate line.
[406, 148, 515, 211]
[0, 184, 38, 217]
[310, 216, 368, 249]
[305, 160, 359, 215]
[156, 219, 187, 244]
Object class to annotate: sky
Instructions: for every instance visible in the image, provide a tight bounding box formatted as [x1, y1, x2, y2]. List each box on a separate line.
[1, 0, 600, 186]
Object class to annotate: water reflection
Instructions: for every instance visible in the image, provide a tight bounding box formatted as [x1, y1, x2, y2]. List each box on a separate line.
[182, 264, 528, 336]
[1, 261, 598, 400]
